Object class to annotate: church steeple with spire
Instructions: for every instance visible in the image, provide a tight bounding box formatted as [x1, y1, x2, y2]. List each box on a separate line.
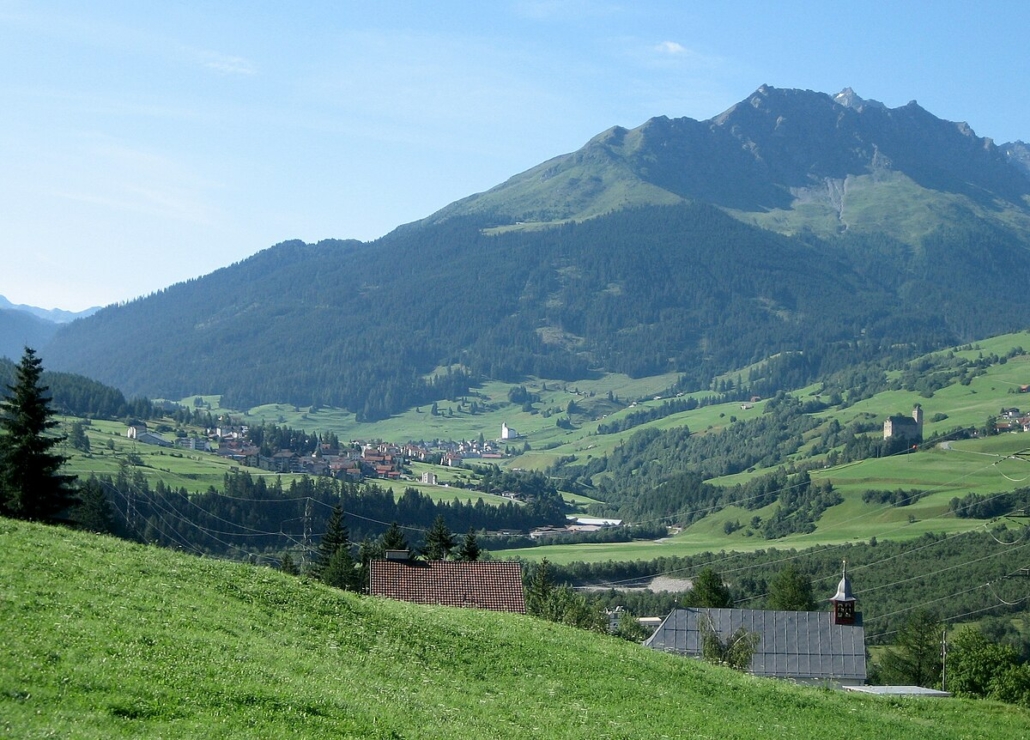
[830, 560, 858, 625]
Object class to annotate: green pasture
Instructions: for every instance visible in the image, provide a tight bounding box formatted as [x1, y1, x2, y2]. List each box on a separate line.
[745, 170, 1030, 246]
[205, 371, 686, 447]
[6, 520, 1024, 739]
[510, 393, 769, 472]
[56, 418, 281, 494]
[491, 504, 985, 565]
[362, 467, 518, 507]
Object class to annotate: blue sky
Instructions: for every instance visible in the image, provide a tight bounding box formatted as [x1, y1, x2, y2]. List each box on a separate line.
[2, 1, 1027, 311]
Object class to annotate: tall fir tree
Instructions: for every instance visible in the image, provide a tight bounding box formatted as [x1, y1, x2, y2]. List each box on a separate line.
[321, 545, 358, 591]
[0, 347, 77, 522]
[456, 527, 481, 562]
[767, 564, 817, 611]
[310, 505, 349, 581]
[357, 535, 385, 593]
[525, 558, 555, 616]
[877, 609, 944, 687]
[74, 475, 115, 534]
[682, 567, 733, 608]
[381, 520, 409, 551]
[421, 514, 455, 560]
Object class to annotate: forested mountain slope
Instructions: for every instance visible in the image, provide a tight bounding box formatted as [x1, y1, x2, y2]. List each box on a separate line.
[41, 87, 1030, 418]
[0, 308, 59, 362]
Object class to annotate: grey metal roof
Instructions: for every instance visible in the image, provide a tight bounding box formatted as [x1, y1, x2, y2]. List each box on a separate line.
[644, 607, 866, 681]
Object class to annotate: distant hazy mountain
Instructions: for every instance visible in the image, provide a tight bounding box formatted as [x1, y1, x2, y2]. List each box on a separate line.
[0, 295, 100, 324]
[1002, 140, 1030, 179]
[0, 296, 101, 362]
[0, 309, 60, 362]
[41, 86, 1030, 417]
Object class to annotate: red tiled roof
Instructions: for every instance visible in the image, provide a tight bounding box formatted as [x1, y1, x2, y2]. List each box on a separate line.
[369, 560, 525, 613]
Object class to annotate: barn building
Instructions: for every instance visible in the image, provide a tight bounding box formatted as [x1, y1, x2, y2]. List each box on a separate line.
[644, 564, 866, 686]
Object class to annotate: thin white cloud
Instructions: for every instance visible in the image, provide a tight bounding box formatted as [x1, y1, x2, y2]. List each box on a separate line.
[196, 50, 257, 76]
[621, 37, 723, 72]
[43, 138, 222, 226]
[656, 40, 687, 55]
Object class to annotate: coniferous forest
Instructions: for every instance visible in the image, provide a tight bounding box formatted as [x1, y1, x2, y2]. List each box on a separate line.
[42, 201, 1030, 421]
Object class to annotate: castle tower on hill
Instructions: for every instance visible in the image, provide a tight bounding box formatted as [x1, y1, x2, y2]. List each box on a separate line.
[883, 404, 923, 443]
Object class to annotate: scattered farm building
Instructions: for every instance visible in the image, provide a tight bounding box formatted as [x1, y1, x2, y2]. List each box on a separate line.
[369, 555, 525, 613]
[644, 566, 865, 686]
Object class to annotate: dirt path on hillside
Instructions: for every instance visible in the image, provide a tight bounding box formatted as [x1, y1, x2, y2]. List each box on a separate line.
[648, 576, 692, 592]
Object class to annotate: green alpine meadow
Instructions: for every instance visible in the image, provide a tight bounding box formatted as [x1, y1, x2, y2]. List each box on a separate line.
[3, 519, 1028, 739]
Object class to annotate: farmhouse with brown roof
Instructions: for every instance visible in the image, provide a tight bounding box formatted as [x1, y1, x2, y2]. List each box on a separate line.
[369, 557, 525, 613]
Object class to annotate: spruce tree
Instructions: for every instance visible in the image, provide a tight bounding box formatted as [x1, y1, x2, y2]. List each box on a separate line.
[74, 475, 115, 534]
[767, 564, 817, 611]
[310, 505, 349, 581]
[877, 609, 944, 687]
[279, 552, 300, 576]
[381, 520, 409, 551]
[357, 535, 385, 592]
[682, 567, 733, 608]
[525, 558, 555, 616]
[321, 545, 358, 591]
[456, 527, 481, 562]
[0, 347, 77, 522]
[421, 514, 455, 560]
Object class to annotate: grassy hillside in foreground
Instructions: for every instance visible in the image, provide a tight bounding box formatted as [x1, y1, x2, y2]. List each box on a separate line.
[4, 521, 1029, 739]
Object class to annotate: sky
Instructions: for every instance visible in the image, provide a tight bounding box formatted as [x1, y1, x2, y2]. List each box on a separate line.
[2, 1, 1027, 312]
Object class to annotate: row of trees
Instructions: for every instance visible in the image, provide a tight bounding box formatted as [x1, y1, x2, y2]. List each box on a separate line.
[83, 470, 565, 558]
[304, 510, 482, 593]
[0, 353, 153, 421]
[875, 610, 1030, 707]
[678, 565, 816, 611]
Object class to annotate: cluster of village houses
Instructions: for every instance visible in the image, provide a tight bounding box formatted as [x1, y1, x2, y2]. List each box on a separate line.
[994, 407, 1030, 433]
[126, 420, 626, 542]
[126, 421, 511, 480]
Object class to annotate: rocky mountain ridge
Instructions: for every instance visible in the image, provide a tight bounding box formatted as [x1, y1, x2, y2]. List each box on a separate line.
[421, 85, 1030, 239]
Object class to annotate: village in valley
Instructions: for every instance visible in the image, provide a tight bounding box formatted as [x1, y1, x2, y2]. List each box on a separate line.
[126, 418, 514, 479]
[122, 417, 623, 540]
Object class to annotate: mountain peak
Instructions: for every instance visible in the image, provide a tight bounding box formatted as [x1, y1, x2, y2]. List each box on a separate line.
[414, 85, 1030, 234]
[833, 87, 886, 112]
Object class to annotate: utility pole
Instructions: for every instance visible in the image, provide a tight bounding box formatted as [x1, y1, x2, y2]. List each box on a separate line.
[302, 496, 313, 567]
[941, 625, 948, 692]
[127, 479, 136, 534]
